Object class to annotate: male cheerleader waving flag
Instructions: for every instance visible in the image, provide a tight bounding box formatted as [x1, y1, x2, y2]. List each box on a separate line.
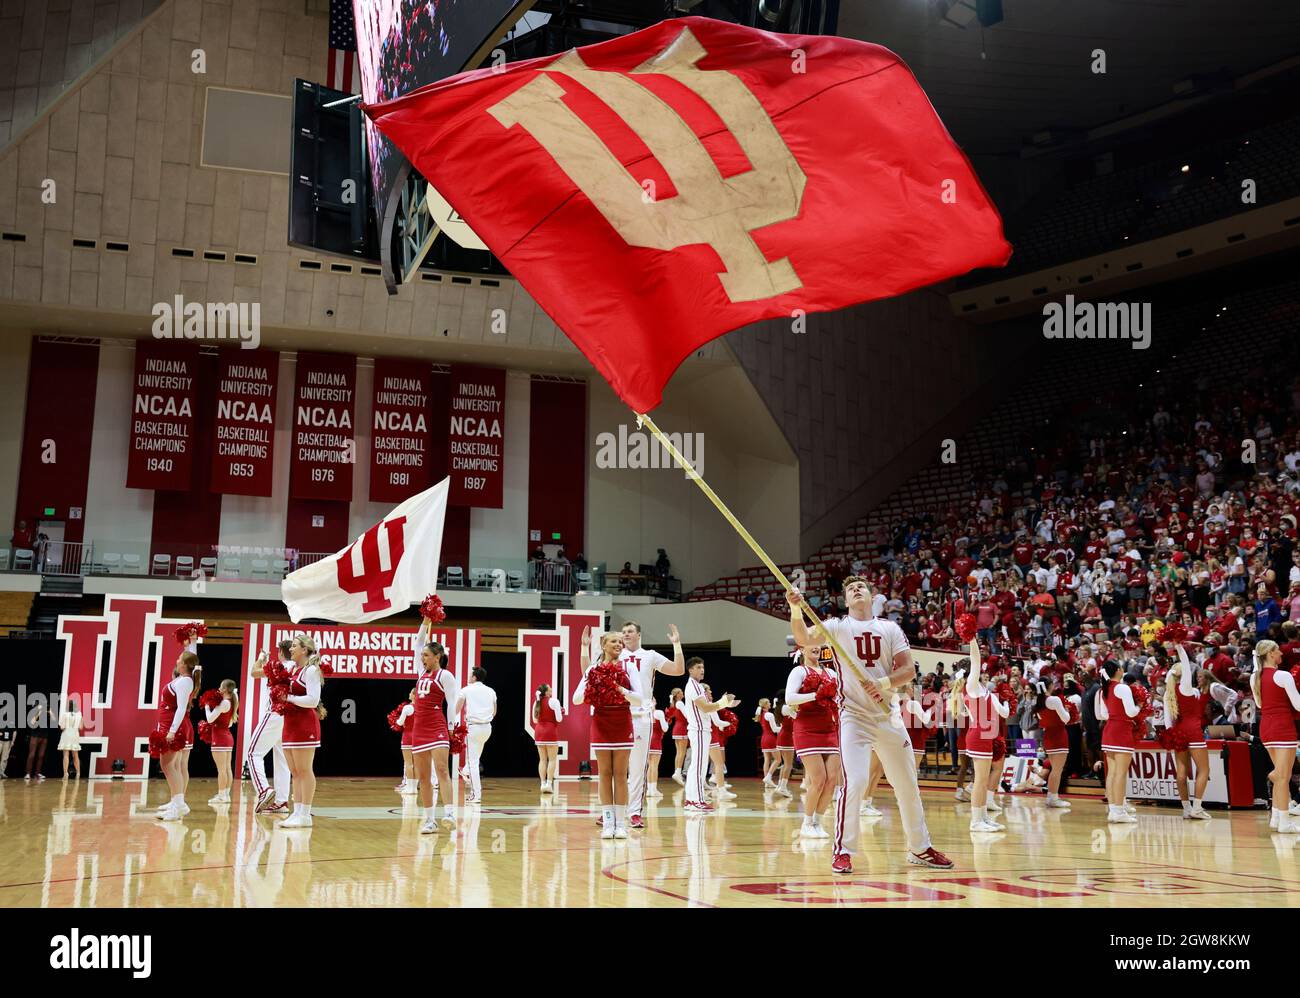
[788, 578, 953, 873]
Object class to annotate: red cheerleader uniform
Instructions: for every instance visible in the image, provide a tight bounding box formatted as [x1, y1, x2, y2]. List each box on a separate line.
[789, 666, 839, 759]
[1259, 666, 1300, 749]
[1100, 680, 1137, 755]
[398, 703, 415, 748]
[671, 704, 689, 740]
[649, 710, 665, 752]
[581, 665, 634, 751]
[776, 708, 795, 749]
[1039, 697, 1069, 754]
[410, 668, 454, 754]
[533, 696, 560, 746]
[1172, 686, 1206, 751]
[149, 676, 191, 757]
[281, 664, 322, 750]
[962, 691, 1000, 760]
[760, 711, 779, 751]
[207, 701, 234, 751]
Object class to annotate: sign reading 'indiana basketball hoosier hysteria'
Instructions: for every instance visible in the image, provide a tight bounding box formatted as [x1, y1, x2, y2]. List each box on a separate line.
[446, 365, 505, 508]
[290, 351, 357, 502]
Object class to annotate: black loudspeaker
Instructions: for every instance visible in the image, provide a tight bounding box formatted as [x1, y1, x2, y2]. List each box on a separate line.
[976, 0, 1004, 27]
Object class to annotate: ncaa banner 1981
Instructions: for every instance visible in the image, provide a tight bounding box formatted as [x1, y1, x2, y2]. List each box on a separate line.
[369, 357, 432, 503]
[447, 364, 505, 508]
[211, 348, 279, 497]
[290, 351, 356, 501]
[126, 340, 200, 491]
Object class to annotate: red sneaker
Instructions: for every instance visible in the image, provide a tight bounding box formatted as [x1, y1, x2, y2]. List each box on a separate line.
[831, 853, 853, 875]
[907, 847, 954, 869]
[629, 814, 644, 829]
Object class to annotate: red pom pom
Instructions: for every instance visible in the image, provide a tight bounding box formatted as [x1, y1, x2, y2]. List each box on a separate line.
[317, 659, 334, 678]
[449, 722, 467, 756]
[387, 705, 406, 733]
[799, 670, 824, 695]
[991, 737, 1007, 762]
[1157, 725, 1190, 751]
[1157, 621, 1189, 646]
[198, 689, 222, 710]
[584, 663, 629, 707]
[262, 660, 290, 687]
[197, 720, 214, 745]
[269, 684, 289, 715]
[1131, 684, 1154, 735]
[814, 677, 839, 703]
[148, 728, 184, 758]
[955, 613, 978, 643]
[173, 622, 208, 648]
[420, 594, 446, 624]
[997, 683, 1018, 717]
[1065, 700, 1080, 725]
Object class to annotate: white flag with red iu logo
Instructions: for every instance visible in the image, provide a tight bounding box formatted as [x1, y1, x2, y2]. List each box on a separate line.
[281, 477, 449, 624]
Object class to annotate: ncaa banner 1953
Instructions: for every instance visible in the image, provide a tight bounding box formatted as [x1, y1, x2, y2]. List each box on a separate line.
[370, 356, 432, 503]
[447, 364, 505, 508]
[236, 621, 481, 762]
[290, 351, 356, 502]
[127, 340, 200, 491]
[211, 348, 279, 497]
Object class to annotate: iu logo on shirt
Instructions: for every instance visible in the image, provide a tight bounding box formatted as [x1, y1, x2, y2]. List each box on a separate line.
[855, 633, 882, 664]
[518, 609, 606, 777]
[57, 595, 198, 778]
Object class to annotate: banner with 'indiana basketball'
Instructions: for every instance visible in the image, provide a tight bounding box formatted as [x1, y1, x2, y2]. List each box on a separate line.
[369, 356, 433, 503]
[281, 477, 449, 623]
[211, 348, 279, 497]
[447, 365, 505, 508]
[290, 351, 356, 501]
[127, 340, 199, 491]
[365, 16, 1011, 413]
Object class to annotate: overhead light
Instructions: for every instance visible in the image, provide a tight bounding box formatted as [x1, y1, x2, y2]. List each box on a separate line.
[1180, 164, 1190, 173]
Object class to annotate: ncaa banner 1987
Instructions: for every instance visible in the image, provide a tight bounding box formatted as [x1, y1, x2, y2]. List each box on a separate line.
[211, 348, 279, 497]
[126, 340, 199, 491]
[369, 356, 432, 503]
[289, 351, 356, 501]
[236, 621, 481, 764]
[447, 364, 505, 508]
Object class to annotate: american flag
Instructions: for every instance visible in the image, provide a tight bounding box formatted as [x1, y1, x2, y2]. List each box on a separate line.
[327, 0, 359, 93]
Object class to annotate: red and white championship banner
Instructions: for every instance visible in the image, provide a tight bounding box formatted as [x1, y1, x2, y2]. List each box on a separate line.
[281, 478, 449, 623]
[236, 620, 480, 762]
[447, 364, 505, 508]
[290, 351, 356, 501]
[369, 356, 432, 503]
[126, 340, 199, 491]
[211, 348, 279, 497]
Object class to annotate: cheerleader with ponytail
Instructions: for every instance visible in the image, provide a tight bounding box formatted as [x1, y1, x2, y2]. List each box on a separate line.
[668, 689, 688, 786]
[1250, 640, 1300, 833]
[952, 638, 1010, 833]
[573, 626, 642, 839]
[1096, 659, 1141, 823]
[1032, 678, 1072, 809]
[647, 697, 668, 800]
[1163, 646, 1212, 819]
[151, 650, 198, 821]
[532, 683, 564, 793]
[202, 680, 238, 805]
[412, 622, 460, 834]
[756, 698, 780, 788]
[392, 688, 417, 795]
[774, 695, 796, 798]
[279, 634, 325, 829]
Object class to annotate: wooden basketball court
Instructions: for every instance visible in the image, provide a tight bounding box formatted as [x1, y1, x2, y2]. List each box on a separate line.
[2, 777, 1296, 908]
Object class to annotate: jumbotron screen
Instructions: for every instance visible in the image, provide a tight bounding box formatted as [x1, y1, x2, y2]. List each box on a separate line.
[352, 0, 534, 244]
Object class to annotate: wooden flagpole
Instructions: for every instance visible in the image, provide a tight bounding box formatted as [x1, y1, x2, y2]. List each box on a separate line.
[635, 411, 889, 715]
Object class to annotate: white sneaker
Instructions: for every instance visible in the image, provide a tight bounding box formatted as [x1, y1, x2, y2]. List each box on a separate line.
[178, 802, 190, 816]
[799, 822, 819, 839]
[420, 818, 437, 834]
[540, 781, 551, 793]
[279, 813, 312, 828]
[395, 782, 407, 793]
[1270, 810, 1280, 829]
[156, 806, 182, 822]
[1123, 803, 1137, 815]
[208, 794, 225, 805]
[400, 783, 418, 796]
[969, 819, 1002, 833]
[646, 786, 663, 799]
[1278, 817, 1300, 834]
[440, 812, 456, 829]
[613, 827, 628, 839]
[860, 802, 883, 817]
[1288, 801, 1300, 816]
[600, 825, 616, 839]
[672, 772, 685, 785]
[1188, 807, 1211, 820]
[1045, 797, 1071, 808]
[985, 798, 1003, 814]
[776, 785, 793, 799]
[1108, 810, 1137, 824]
[812, 822, 829, 839]
[714, 789, 737, 801]
[954, 787, 971, 802]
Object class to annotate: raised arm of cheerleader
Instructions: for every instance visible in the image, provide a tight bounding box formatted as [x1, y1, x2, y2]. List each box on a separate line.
[965, 659, 983, 700]
[1114, 682, 1139, 718]
[548, 696, 564, 720]
[287, 666, 320, 709]
[1045, 695, 1069, 724]
[1273, 669, 1300, 712]
[765, 711, 780, 734]
[412, 621, 428, 673]
[168, 676, 194, 736]
[1178, 647, 1197, 697]
[785, 666, 817, 706]
[579, 626, 592, 675]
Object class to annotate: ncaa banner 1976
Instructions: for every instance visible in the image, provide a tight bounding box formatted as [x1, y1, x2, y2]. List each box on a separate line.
[126, 340, 200, 491]
[290, 351, 356, 502]
[211, 348, 279, 497]
[369, 357, 432, 503]
[447, 364, 505, 508]
[236, 621, 480, 762]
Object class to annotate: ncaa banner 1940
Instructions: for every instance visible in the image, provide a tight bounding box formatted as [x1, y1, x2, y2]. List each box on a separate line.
[447, 364, 505, 508]
[211, 348, 279, 497]
[126, 340, 200, 491]
[369, 357, 432, 503]
[290, 351, 356, 502]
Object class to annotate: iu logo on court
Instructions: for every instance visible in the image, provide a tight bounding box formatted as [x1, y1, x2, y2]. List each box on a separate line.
[518, 609, 605, 778]
[56, 595, 197, 778]
[336, 515, 406, 613]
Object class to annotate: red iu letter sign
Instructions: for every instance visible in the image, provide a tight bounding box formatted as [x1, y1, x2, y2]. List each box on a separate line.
[518, 609, 605, 778]
[336, 515, 406, 613]
[57, 595, 197, 778]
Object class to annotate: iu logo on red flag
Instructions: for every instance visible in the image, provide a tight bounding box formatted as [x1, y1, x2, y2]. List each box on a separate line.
[57, 595, 197, 778]
[336, 515, 407, 613]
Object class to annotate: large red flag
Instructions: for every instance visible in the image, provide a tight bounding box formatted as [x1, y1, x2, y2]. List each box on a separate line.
[366, 16, 1011, 413]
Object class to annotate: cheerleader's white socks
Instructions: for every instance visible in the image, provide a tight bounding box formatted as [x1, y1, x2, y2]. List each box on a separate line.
[613, 804, 626, 829]
[602, 806, 615, 829]
[1181, 800, 1192, 816]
